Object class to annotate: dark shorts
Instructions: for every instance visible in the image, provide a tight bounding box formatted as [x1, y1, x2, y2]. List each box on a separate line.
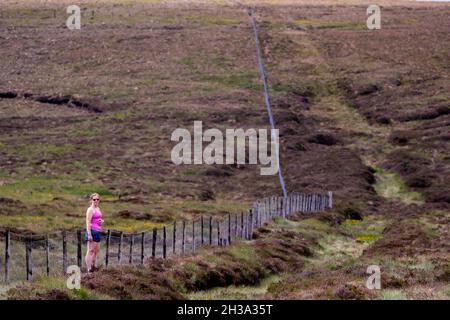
[85, 229, 101, 243]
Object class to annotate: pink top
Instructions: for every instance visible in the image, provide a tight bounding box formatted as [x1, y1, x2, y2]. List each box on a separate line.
[90, 207, 103, 231]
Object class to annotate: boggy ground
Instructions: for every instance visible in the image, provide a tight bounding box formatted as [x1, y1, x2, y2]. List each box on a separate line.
[6, 210, 449, 299]
[0, 0, 449, 299]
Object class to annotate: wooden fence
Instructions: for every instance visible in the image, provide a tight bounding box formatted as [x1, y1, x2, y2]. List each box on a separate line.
[0, 191, 332, 283]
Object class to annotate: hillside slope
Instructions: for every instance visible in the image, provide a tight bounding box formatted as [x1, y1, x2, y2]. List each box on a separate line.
[0, 0, 449, 299]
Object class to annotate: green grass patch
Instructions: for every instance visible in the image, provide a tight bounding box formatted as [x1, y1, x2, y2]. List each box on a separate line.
[188, 275, 280, 300]
[103, 88, 134, 102]
[13, 143, 75, 159]
[438, 285, 450, 298]
[7, 276, 112, 300]
[343, 219, 362, 226]
[296, 19, 365, 30]
[373, 167, 424, 204]
[201, 72, 261, 91]
[410, 261, 434, 271]
[379, 289, 407, 300]
[341, 216, 387, 244]
[355, 234, 381, 243]
[0, 176, 113, 205]
[186, 15, 241, 27]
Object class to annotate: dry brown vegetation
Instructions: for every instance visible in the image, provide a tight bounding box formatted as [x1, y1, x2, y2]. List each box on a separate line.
[1, 0, 449, 299]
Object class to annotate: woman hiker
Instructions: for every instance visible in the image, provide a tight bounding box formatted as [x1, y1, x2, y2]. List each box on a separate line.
[85, 192, 104, 273]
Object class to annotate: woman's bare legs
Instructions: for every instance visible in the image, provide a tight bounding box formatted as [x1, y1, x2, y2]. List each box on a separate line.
[91, 242, 100, 270]
[86, 241, 96, 271]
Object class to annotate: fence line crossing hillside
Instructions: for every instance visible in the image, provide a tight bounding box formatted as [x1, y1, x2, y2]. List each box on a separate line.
[248, 8, 288, 198]
[0, 192, 332, 283]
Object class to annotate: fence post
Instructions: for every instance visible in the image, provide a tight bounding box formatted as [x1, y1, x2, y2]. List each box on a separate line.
[249, 210, 254, 240]
[192, 221, 195, 252]
[182, 221, 186, 254]
[261, 201, 264, 225]
[278, 197, 281, 216]
[292, 195, 295, 215]
[300, 194, 304, 213]
[260, 201, 264, 226]
[290, 195, 293, 214]
[228, 213, 231, 245]
[285, 196, 289, 216]
[5, 230, 10, 282]
[129, 234, 134, 264]
[141, 231, 145, 264]
[303, 194, 307, 212]
[163, 226, 167, 258]
[270, 196, 277, 220]
[152, 228, 157, 257]
[275, 197, 278, 216]
[173, 221, 176, 254]
[292, 194, 295, 214]
[263, 199, 267, 223]
[263, 201, 266, 222]
[26, 237, 32, 281]
[280, 196, 284, 218]
[279, 196, 282, 216]
[270, 197, 273, 218]
[62, 230, 67, 274]
[243, 212, 247, 239]
[234, 213, 238, 239]
[328, 191, 333, 208]
[217, 220, 221, 246]
[280, 197, 284, 218]
[290, 194, 293, 214]
[118, 231, 123, 263]
[201, 216, 204, 245]
[273, 198, 276, 217]
[254, 202, 258, 227]
[209, 217, 212, 246]
[106, 229, 111, 268]
[46, 234, 50, 277]
[77, 230, 82, 268]
[274, 196, 277, 217]
[279, 197, 282, 216]
[240, 212, 244, 238]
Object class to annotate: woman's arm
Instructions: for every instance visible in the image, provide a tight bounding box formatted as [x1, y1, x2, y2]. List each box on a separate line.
[86, 207, 93, 240]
